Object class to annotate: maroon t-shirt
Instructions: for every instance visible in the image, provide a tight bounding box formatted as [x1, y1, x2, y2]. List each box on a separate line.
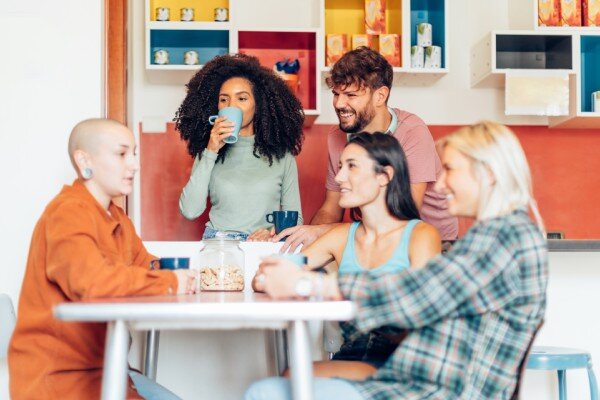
[326, 108, 458, 239]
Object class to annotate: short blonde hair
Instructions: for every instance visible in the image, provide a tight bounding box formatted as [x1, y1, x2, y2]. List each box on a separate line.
[438, 121, 544, 230]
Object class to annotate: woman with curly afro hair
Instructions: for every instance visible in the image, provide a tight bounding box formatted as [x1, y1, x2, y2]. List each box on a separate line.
[175, 54, 305, 241]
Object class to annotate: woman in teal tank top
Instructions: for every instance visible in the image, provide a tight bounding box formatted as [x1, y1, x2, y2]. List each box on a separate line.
[253, 133, 441, 380]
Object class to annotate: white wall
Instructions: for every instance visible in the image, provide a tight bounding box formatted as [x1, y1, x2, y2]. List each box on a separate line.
[0, 0, 103, 396]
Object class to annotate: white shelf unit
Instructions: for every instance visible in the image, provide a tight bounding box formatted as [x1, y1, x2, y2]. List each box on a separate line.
[145, 0, 449, 123]
[471, 27, 600, 128]
[320, 0, 448, 75]
[471, 30, 575, 88]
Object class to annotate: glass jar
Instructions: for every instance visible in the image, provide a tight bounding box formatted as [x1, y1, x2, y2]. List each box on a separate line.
[198, 238, 245, 291]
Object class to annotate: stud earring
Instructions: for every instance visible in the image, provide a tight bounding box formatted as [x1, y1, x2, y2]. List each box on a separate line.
[82, 168, 93, 180]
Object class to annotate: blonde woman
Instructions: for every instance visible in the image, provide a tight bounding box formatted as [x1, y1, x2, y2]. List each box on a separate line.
[246, 121, 548, 400]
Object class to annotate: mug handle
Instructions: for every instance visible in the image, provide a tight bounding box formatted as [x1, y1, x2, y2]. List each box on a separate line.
[208, 115, 218, 125]
[265, 213, 274, 224]
[150, 259, 160, 270]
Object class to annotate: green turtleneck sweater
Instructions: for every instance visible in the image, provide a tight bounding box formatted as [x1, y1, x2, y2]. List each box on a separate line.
[179, 135, 303, 234]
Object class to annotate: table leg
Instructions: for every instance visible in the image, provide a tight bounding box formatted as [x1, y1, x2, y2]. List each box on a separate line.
[288, 320, 314, 400]
[101, 320, 129, 400]
[143, 329, 160, 380]
[274, 329, 289, 376]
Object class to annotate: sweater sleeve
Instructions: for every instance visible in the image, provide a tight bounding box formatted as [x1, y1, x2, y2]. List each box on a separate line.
[45, 201, 178, 300]
[179, 150, 218, 220]
[281, 155, 303, 225]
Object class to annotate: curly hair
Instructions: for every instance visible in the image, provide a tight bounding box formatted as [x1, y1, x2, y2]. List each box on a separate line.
[326, 46, 393, 98]
[174, 53, 305, 165]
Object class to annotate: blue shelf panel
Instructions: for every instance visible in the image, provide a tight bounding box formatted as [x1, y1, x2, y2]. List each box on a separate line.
[410, 0, 445, 68]
[580, 36, 600, 112]
[150, 29, 229, 65]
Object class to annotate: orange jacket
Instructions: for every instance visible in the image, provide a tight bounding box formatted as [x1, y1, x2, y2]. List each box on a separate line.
[8, 180, 178, 399]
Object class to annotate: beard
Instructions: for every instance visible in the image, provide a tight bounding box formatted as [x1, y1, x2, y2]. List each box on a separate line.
[336, 105, 376, 134]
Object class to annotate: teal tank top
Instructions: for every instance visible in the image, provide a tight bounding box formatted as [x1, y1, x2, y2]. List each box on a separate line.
[338, 220, 421, 275]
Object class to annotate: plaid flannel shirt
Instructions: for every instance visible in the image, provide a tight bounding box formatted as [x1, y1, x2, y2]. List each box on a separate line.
[338, 209, 548, 399]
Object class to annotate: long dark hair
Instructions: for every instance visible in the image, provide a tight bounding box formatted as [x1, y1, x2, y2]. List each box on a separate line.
[346, 132, 420, 221]
[174, 53, 304, 165]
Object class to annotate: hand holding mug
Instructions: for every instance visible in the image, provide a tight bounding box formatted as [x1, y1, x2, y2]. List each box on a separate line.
[207, 116, 235, 152]
[207, 106, 243, 152]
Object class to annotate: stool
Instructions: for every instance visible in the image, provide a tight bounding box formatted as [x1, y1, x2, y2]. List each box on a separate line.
[526, 346, 598, 400]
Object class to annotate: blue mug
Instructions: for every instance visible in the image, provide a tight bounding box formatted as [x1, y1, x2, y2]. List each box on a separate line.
[151, 257, 190, 270]
[266, 210, 299, 234]
[208, 106, 243, 144]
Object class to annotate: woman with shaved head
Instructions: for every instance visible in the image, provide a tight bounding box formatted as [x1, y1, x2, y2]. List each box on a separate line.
[8, 119, 192, 399]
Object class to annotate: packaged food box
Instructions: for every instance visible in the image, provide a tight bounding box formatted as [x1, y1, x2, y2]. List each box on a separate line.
[365, 0, 386, 34]
[326, 34, 348, 66]
[379, 34, 400, 67]
[352, 34, 374, 50]
[583, 0, 600, 25]
[538, 0, 561, 26]
[561, 0, 582, 26]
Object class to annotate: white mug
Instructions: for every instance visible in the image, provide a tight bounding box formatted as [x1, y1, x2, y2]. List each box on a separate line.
[156, 7, 170, 21]
[181, 8, 194, 22]
[214, 7, 228, 22]
[184, 50, 199, 65]
[153, 49, 169, 65]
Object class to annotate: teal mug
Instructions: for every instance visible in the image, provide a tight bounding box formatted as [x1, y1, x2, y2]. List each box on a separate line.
[208, 106, 243, 144]
[151, 257, 190, 270]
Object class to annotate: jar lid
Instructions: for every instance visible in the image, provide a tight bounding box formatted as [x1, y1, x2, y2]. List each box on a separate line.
[202, 237, 241, 245]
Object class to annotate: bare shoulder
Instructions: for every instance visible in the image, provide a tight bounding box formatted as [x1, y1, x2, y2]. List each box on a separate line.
[409, 222, 442, 264]
[412, 222, 441, 242]
[322, 222, 353, 242]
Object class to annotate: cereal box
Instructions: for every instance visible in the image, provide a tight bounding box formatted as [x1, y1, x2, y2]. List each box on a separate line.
[352, 34, 374, 50]
[326, 34, 348, 66]
[365, 0, 386, 35]
[379, 34, 400, 67]
[538, 0, 561, 26]
[583, 0, 600, 25]
[561, 0, 582, 26]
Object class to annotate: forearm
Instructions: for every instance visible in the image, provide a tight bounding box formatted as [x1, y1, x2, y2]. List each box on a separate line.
[311, 208, 343, 225]
[179, 150, 216, 220]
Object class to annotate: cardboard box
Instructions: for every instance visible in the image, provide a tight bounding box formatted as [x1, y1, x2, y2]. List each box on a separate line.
[326, 34, 348, 66]
[379, 34, 400, 67]
[352, 34, 374, 50]
[365, 0, 386, 35]
[538, 0, 561, 26]
[583, 0, 600, 25]
[561, 0, 582, 26]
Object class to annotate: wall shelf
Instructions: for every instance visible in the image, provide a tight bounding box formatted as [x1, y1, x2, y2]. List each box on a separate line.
[145, 0, 449, 122]
[471, 31, 575, 88]
[472, 24, 600, 128]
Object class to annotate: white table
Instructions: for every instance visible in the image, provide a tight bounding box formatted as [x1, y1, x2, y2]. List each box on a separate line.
[54, 292, 355, 400]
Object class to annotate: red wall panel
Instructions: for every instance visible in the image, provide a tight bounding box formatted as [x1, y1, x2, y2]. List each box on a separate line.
[140, 123, 600, 240]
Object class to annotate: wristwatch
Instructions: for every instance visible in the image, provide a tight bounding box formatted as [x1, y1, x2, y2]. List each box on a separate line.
[294, 276, 313, 297]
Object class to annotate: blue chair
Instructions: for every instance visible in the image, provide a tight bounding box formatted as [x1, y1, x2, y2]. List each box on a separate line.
[527, 346, 598, 400]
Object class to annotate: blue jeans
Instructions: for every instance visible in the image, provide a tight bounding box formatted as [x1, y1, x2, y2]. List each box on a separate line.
[244, 377, 364, 400]
[129, 371, 181, 400]
[202, 226, 249, 241]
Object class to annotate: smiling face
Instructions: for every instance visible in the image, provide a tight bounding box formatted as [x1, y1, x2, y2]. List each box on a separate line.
[435, 145, 481, 218]
[334, 143, 388, 209]
[218, 77, 256, 135]
[332, 83, 377, 134]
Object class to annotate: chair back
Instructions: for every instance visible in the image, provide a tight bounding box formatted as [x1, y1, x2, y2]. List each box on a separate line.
[510, 321, 544, 400]
[0, 294, 16, 359]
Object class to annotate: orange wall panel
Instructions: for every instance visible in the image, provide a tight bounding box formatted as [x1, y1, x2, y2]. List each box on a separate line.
[140, 123, 600, 240]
